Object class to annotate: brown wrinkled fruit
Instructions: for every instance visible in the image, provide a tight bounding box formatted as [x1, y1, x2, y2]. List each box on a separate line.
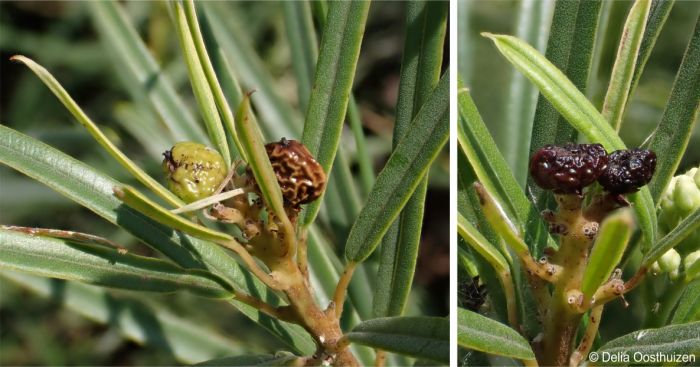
[251, 138, 326, 208]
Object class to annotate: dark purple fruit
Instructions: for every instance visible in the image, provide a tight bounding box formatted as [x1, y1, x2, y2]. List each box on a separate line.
[530, 143, 608, 194]
[598, 148, 656, 194]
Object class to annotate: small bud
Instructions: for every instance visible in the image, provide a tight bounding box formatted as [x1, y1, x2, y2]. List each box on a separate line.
[673, 176, 700, 216]
[658, 248, 681, 273]
[684, 251, 700, 281]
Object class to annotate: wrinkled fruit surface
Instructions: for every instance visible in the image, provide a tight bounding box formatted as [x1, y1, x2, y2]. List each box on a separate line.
[597, 148, 656, 195]
[530, 143, 608, 194]
[259, 138, 326, 208]
[163, 142, 227, 203]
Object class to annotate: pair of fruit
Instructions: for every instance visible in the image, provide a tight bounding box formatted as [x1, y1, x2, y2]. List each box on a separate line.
[529, 143, 657, 196]
[162, 139, 326, 207]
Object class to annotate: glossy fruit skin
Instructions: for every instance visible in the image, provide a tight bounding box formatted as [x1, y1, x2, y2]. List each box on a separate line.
[597, 148, 656, 195]
[162, 142, 227, 203]
[529, 143, 608, 194]
[259, 138, 326, 208]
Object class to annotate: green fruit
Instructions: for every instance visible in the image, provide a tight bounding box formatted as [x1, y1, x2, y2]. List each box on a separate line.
[163, 142, 227, 203]
[657, 165, 700, 254]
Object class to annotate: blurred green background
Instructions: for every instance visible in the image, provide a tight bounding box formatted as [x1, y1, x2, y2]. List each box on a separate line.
[459, 0, 699, 351]
[0, 1, 449, 364]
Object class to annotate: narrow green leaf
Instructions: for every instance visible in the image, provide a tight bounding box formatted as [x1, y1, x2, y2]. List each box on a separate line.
[458, 85, 554, 255]
[457, 308, 535, 361]
[113, 186, 232, 243]
[530, 0, 602, 153]
[184, 0, 244, 160]
[201, 2, 301, 139]
[345, 316, 449, 364]
[0, 126, 316, 355]
[195, 352, 302, 366]
[2, 271, 243, 364]
[628, 0, 675, 99]
[642, 209, 700, 267]
[374, 0, 447, 318]
[457, 245, 479, 278]
[9, 55, 184, 208]
[671, 279, 700, 323]
[473, 183, 531, 263]
[601, 0, 651, 131]
[484, 33, 657, 251]
[234, 94, 293, 239]
[646, 17, 700, 202]
[596, 321, 700, 358]
[581, 208, 634, 299]
[300, 0, 370, 226]
[0, 229, 233, 298]
[171, 1, 231, 168]
[501, 0, 554, 187]
[457, 214, 510, 274]
[344, 71, 449, 263]
[282, 1, 318, 112]
[87, 1, 208, 143]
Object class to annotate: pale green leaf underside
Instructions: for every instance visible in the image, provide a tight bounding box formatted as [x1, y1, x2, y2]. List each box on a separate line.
[457, 308, 535, 360]
[597, 321, 700, 358]
[0, 229, 233, 298]
[345, 316, 449, 364]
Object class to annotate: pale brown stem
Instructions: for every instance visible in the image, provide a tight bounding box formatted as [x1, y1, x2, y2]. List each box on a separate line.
[520, 254, 563, 283]
[569, 305, 603, 367]
[592, 267, 647, 307]
[215, 239, 286, 290]
[542, 195, 591, 366]
[498, 271, 520, 331]
[374, 350, 386, 367]
[277, 258, 359, 367]
[297, 228, 310, 282]
[232, 291, 296, 323]
[332, 262, 357, 320]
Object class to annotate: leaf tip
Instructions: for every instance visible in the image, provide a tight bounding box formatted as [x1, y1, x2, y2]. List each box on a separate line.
[9, 55, 26, 63]
[480, 32, 496, 40]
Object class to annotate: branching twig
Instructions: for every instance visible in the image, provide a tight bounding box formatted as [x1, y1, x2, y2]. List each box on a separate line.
[215, 239, 286, 290]
[331, 262, 357, 319]
[569, 305, 603, 367]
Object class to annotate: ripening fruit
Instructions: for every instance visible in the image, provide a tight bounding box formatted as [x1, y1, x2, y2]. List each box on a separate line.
[163, 142, 227, 203]
[529, 143, 608, 194]
[256, 138, 326, 208]
[597, 148, 656, 195]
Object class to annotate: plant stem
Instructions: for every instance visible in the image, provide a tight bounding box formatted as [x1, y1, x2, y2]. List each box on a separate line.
[275, 258, 359, 366]
[541, 195, 591, 366]
[332, 262, 357, 320]
[569, 305, 603, 367]
[374, 349, 386, 367]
